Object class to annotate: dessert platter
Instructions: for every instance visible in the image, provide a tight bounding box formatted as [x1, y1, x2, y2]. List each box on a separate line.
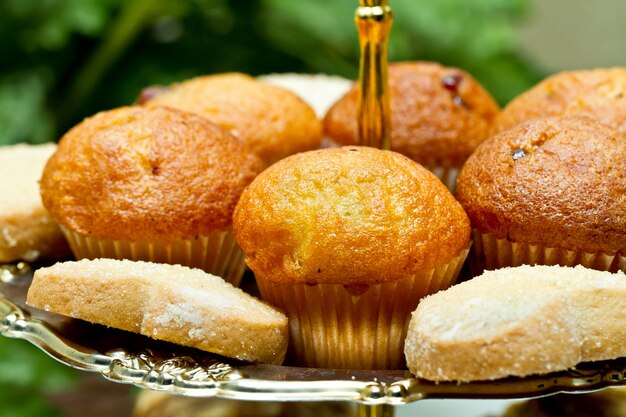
[1, 1, 626, 415]
[2, 262, 626, 407]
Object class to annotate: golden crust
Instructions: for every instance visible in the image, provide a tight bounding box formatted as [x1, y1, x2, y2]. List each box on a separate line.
[495, 67, 626, 133]
[142, 73, 322, 165]
[233, 146, 470, 286]
[40, 106, 263, 242]
[456, 117, 626, 255]
[27, 259, 289, 364]
[323, 62, 500, 166]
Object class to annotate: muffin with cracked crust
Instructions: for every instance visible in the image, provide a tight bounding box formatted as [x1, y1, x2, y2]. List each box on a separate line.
[494, 67, 626, 134]
[323, 61, 500, 190]
[456, 116, 626, 274]
[40, 106, 263, 285]
[233, 146, 470, 369]
[140, 73, 322, 166]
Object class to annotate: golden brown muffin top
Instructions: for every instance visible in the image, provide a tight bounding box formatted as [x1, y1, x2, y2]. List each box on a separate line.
[233, 146, 470, 286]
[141, 73, 322, 166]
[323, 62, 500, 166]
[456, 117, 626, 254]
[41, 106, 263, 241]
[495, 67, 626, 133]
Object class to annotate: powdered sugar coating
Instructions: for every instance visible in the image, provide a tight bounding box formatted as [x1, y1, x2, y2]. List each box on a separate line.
[405, 265, 626, 381]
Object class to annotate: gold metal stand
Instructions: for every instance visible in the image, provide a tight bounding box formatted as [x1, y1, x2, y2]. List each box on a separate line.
[357, 403, 395, 417]
[355, 0, 393, 150]
[354, 2, 394, 415]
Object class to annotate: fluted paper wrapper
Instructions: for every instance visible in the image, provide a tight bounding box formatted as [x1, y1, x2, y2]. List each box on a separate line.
[425, 164, 460, 193]
[62, 227, 246, 286]
[470, 230, 626, 276]
[256, 248, 469, 370]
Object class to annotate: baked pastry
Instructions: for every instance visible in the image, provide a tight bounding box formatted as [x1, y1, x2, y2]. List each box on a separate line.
[0, 143, 69, 263]
[40, 106, 263, 285]
[233, 146, 470, 369]
[456, 116, 626, 274]
[27, 258, 289, 364]
[495, 67, 626, 133]
[323, 61, 500, 189]
[258, 73, 353, 119]
[140, 73, 322, 166]
[404, 265, 626, 382]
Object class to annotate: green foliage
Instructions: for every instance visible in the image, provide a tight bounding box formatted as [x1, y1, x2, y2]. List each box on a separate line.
[261, 0, 541, 103]
[0, 338, 75, 389]
[0, 0, 123, 145]
[0, 337, 77, 417]
[0, 0, 541, 147]
[0, 0, 539, 144]
[0, 0, 542, 146]
[0, 71, 55, 146]
[2, 0, 118, 52]
[0, 388, 60, 417]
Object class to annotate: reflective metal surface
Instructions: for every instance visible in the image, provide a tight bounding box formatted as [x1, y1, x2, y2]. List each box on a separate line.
[355, 0, 393, 149]
[1, 263, 626, 404]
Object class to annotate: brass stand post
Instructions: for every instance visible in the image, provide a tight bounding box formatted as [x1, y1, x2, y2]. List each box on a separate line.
[355, 0, 393, 150]
[356, 403, 395, 417]
[353, 2, 395, 414]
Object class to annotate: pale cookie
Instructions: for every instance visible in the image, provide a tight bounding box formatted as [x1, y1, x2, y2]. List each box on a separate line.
[0, 143, 69, 263]
[27, 258, 289, 364]
[405, 265, 626, 381]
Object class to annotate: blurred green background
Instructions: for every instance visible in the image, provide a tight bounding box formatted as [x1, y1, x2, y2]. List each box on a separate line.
[1, 0, 625, 416]
[0, 0, 542, 148]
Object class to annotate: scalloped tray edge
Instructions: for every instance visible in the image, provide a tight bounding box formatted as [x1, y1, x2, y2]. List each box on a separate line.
[2, 266, 626, 405]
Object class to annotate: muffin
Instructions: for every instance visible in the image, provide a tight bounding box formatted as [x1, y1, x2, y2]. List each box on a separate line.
[40, 106, 263, 285]
[0, 143, 70, 263]
[456, 116, 626, 274]
[140, 73, 322, 166]
[494, 67, 626, 133]
[233, 146, 470, 369]
[323, 61, 500, 190]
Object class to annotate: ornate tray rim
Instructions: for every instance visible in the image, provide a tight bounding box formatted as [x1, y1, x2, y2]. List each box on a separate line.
[2, 263, 626, 405]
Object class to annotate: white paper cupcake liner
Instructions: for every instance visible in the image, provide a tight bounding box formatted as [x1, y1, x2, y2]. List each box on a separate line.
[255, 247, 469, 370]
[420, 160, 461, 193]
[417, 154, 462, 194]
[62, 227, 246, 286]
[470, 230, 626, 276]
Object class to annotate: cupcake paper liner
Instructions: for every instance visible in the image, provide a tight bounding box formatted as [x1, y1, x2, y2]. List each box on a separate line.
[425, 164, 460, 193]
[62, 227, 246, 286]
[470, 230, 626, 276]
[255, 248, 469, 370]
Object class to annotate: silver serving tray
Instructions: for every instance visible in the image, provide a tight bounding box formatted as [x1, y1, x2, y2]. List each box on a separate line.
[1, 262, 626, 405]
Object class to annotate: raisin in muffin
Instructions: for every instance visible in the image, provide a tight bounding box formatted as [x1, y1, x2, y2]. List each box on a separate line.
[324, 61, 500, 190]
[457, 116, 626, 274]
